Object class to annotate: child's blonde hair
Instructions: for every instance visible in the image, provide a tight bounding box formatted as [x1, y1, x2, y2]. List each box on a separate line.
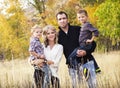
[43, 25, 58, 47]
[31, 24, 42, 34]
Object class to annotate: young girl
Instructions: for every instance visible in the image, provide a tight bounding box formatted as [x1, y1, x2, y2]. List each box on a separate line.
[29, 25, 51, 88]
[43, 25, 63, 88]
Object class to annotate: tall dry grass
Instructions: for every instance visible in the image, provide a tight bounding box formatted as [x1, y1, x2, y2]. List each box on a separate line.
[0, 51, 120, 88]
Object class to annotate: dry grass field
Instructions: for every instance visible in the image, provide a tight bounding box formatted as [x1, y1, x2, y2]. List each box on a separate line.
[0, 51, 120, 88]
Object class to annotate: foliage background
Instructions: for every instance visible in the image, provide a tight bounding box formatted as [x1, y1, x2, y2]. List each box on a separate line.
[0, 0, 120, 60]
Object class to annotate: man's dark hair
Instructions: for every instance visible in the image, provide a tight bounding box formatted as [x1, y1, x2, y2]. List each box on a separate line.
[77, 9, 88, 17]
[56, 11, 68, 19]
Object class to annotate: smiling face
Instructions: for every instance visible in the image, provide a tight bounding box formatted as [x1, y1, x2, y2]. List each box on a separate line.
[32, 28, 42, 38]
[43, 25, 57, 46]
[57, 13, 68, 29]
[46, 29, 56, 42]
[77, 13, 88, 24]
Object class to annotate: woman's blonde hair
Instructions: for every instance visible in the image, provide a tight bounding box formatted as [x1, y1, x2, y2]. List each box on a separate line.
[43, 25, 58, 47]
[31, 24, 42, 34]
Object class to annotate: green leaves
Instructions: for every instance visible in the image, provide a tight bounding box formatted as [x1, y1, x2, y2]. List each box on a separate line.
[95, 0, 120, 45]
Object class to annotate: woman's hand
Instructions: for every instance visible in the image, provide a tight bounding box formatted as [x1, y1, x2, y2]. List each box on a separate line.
[31, 59, 44, 67]
[47, 60, 54, 65]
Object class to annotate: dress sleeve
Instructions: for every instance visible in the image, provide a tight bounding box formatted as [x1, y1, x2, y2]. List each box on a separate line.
[53, 45, 63, 66]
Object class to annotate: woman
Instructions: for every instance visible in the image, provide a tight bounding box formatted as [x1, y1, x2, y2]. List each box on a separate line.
[43, 25, 63, 88]
[28, 25, 50, 88]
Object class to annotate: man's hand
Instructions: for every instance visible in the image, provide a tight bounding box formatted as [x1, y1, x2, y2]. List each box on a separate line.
[76, 50, 86, 57]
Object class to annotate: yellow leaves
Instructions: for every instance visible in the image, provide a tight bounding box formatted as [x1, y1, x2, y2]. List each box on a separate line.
[65, 0, 81, 12]
[66, 0, 78, 6]
[0, 15, 29, 58]
[85, 5, 98, 25]
[6, 5, 16, 13]
[5, 0, 21, 14]
[0, 0, 29, 59]
[46, 0, 55, 8]
[0, 15, 13, 50]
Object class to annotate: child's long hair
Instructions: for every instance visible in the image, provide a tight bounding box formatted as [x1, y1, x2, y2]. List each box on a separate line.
[43, 25, 58, 47]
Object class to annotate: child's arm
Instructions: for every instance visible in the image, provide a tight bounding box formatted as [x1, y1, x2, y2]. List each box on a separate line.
[86, 36, 96, 43]
[86, 24, 99, 43]
[29, 51, 45, 59]
[29, 51, 45, 67]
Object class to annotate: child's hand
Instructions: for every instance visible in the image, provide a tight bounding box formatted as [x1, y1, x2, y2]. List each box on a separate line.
[86, 39, 92, 44]
[38, 54, 45, 59]
[38, 63, 44, 67]
[40, 54, 45, 59]
[34, 59, 44, 65]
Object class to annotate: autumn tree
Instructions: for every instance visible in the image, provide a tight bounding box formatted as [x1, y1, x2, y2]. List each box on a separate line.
[28, 0, 45, 14]
[79, 0, 105, 7]
[95, 0, 120, 51]
[0, 0, 29, 60]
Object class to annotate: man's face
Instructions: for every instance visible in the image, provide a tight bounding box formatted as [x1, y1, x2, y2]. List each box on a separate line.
[57, 14, 68, 28]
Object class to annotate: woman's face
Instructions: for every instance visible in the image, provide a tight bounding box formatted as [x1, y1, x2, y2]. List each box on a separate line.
[46, 29, 56, 42]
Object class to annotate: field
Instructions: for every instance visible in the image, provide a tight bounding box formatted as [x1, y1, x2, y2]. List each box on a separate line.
[0, 51, 120, 88]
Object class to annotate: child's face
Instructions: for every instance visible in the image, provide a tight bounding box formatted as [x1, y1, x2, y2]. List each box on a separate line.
[33, 28, 42, 38]
[77, 13, 88, 24]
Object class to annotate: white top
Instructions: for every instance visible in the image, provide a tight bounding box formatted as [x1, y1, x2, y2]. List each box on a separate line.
[44, 44, 63, 78]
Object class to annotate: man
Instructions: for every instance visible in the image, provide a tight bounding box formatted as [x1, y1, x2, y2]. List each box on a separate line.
[56, 11, 100, 88]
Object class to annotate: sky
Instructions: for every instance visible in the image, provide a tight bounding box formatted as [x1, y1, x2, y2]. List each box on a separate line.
[0, 0, 7, 14]
[0, 0, 33, 9]
[0, 0, 34, 14]
[0, 0, 4, 8]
